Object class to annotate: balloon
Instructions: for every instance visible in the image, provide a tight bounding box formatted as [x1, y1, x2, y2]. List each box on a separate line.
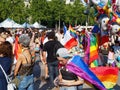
[111, 14, 118, 22]
[91, 0, 101, 5]
[83, 0, 120, 34]
[97, 14, 109, 31]
[111, 23, 120, 34]
[116, 18, 120, 24]
[117, 56, 120, 61]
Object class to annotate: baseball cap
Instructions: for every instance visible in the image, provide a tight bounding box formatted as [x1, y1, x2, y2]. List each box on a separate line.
[56, 48, 72, 58]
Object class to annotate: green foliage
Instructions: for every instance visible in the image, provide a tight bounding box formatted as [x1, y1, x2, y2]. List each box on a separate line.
[0, 0, 95, 28]
[0, 0, 25, 23]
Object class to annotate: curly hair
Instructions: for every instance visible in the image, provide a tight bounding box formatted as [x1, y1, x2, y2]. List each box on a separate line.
[19, 34, 30, 47]
[0, 41, 13, 58]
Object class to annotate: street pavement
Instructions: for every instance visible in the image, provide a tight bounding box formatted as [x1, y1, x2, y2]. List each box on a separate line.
[33, 61, 120, 90]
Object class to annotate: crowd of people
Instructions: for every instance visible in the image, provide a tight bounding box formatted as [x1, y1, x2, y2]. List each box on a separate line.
[0, 26, 119, 90]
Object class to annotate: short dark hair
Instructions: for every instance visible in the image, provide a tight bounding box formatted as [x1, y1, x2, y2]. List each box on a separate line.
[0, 27, 7, 34]
[115, 40, 119, 44]
[47, 31, 55, 39]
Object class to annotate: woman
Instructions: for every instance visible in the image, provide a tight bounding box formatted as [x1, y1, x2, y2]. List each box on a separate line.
[54, 48, 84, 90]
[0, 41, 13, 90]
[29, 31, 41, 82]
[14, 34, 34, 90]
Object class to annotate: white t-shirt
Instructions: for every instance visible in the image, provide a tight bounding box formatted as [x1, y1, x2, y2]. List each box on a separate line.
[6, 36, 14, 44]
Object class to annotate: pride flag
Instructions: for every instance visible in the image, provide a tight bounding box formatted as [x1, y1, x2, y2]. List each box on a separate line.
[89, 34, 99, 64]
[66, 55, 106, 90]
[84, 33, 90, 65]
[84, 34, 99, 66]
[90, 67, 119, 89]
[69, 25, 77, 38]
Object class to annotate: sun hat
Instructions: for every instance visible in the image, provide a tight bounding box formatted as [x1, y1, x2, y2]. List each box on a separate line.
[56, 48, 72, 58]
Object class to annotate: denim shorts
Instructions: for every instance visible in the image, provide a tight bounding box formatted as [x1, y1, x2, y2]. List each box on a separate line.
[60, 86, 77, 90]
[17, 74, 34, 90]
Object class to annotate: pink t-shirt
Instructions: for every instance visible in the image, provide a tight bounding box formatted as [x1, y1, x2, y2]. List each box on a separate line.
[108, 51, 114, 60]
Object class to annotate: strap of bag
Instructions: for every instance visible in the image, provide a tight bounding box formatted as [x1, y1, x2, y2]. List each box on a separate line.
[0, 64, 11, 83]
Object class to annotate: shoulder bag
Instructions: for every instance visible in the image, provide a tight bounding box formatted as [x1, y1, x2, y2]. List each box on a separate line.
[0, 64, 16, 90]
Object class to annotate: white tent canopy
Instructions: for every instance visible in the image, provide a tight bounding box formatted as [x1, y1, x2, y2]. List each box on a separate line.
[0, 18, 47, 29]
[32, 22, 46, 28]
[0, 18, 23, 28]
[12, 23, 24, 28]
[22, 22, 31, 28]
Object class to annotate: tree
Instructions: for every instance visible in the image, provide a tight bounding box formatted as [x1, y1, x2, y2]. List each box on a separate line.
[0, 0, 27, 24]
[0, 0, 95, 28]
[30, 0, 49, 24]
[46, 0, 66, 28]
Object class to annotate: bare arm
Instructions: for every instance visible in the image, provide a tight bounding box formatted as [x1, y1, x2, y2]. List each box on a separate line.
[54, 69, 62, 86]
[14, 54, 22, 76]
[29, 32, 35, 47]
[59, 76, 84, 86]
[41, 51, 47, 64]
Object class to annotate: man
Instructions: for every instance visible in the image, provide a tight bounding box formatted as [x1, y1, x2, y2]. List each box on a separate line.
[42, 31, 63, 89]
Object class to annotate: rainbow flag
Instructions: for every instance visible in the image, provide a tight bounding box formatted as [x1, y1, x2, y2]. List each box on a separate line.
[90, 67, 119, 89]
[69, 25, 77, 38]
[84, 33, 90, 65]
[89, 34, 99, 64]
[66, 55, 106, 90]
[90, 60, 99, 67]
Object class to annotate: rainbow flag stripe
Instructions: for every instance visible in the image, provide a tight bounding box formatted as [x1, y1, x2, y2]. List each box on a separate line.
[90, 67, 119, 89]
[66, 55, 106, 90]
[69, 25, 77, 38]
[89, 34, 99, 64]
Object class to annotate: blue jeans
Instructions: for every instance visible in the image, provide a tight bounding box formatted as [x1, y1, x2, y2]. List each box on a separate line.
[17, 74, 34, 90]
[102, 55, 108, 66]
[60, 86, 77, 90]
[47, 61, 59, 87]
[33, 61, 41, 78]
[77, 84, 83, 90]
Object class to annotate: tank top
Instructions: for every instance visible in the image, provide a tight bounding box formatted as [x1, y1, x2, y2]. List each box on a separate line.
[18, 53, 33, 76]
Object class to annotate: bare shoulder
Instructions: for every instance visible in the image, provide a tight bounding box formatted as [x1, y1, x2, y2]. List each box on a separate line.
[18, 53, 24, 61]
